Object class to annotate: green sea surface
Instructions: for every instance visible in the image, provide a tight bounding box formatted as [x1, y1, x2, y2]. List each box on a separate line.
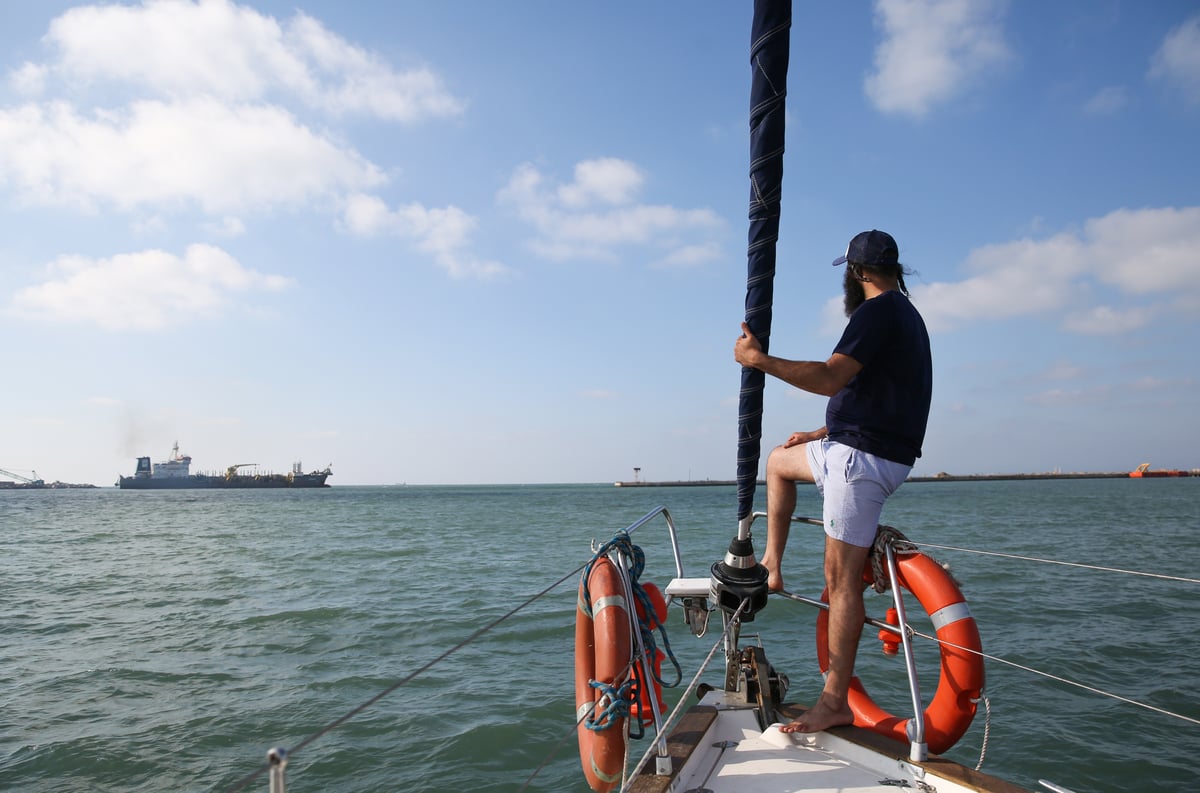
[2, 479, 1197, 792]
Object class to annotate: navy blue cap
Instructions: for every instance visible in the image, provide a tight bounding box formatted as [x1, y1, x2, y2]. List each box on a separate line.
[831, 229, 899, 268]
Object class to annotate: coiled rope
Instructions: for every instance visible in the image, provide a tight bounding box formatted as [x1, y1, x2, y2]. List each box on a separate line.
[520, 596, 755, 793]
[581, 531, 683, 693]
[868, 524, 919, 593]
[520, 656, 634, 792]
[585, 678, 635, 732]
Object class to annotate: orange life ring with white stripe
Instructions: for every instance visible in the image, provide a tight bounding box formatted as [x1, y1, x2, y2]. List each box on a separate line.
[815, 551, 985, 754]
[575, 556, 632, 792]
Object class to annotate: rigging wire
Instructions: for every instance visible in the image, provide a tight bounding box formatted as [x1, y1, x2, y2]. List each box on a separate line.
[521, 598, 750, 792]
[220, 512, 1196, 793]
[908, 629, 1200, 728]
[915, 542, 1200, 584]
[520, 656, 637, 793]
[221, 561, 589, 793]
[779, 514, 1200, 585]
[622, 598, 752, 787]
[776, 518, 1200, 727]
[857, 533, 1200, 728]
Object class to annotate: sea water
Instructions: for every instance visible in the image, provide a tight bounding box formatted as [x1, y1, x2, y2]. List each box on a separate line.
[1, 479, 1197, 792]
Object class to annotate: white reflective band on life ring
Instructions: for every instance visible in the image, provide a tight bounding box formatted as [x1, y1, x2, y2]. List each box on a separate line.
[592, 595, 627, 616]
[929, 601, 972, 632]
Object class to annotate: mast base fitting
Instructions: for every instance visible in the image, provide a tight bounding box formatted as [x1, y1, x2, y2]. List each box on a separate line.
[709, 558, 770, 622]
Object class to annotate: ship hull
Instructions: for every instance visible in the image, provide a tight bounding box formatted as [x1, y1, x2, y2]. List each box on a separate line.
[118, 474, 330, 489]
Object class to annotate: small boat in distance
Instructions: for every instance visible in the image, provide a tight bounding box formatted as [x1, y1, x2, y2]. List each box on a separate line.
[117, 442, 331, 489]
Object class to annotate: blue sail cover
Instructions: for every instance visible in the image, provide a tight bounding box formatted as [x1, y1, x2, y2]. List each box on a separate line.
[738, 0, 791, 523]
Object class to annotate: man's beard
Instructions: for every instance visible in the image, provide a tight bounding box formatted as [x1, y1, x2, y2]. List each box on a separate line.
[843, 267, 866, 317]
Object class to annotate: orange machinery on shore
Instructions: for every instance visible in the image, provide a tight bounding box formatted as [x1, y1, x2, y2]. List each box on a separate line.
[1129, 462, 1194, 478]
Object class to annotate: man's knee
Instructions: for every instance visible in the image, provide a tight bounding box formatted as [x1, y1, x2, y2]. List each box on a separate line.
[766, 444, 789, 477]
[824, 539, 871, 593]
[769, 443, 812, 480]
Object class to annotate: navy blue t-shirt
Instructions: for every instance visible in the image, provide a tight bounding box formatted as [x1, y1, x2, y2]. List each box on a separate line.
[826, 290, 932, 466]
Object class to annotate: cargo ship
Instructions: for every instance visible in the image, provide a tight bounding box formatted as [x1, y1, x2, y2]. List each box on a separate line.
[117, 442, 331, 489]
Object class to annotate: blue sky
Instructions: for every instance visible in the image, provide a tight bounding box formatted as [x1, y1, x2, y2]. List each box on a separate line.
[1, 0, 1198, 486]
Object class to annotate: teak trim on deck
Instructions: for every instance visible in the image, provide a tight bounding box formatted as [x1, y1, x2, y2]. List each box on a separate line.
[625, 705, 718, 793]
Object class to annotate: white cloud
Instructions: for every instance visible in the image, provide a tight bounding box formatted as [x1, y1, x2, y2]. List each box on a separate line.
[0, 1, 467, 243]
[655, 242, 722, 269]
[131, 214, 169, 236]
[1083, 85, 1127, 115]
[1025, 375, 1192, 408]
[1062, 305, 1156, 335]
[1150, 14, 1200, 105]
[912, 206, 1200, 334]
[1025, 384, 1113, 407]
[203, 216, 247, 237]
[1038, 361, 1088, 382]
[342, 193, 507, 279]
[0, 98, 384, 213]
[8, 62, 47, 95]
[33, 0, 465, 121]
[9, 243, 292, 330]
[865, 0, 1011, 118]
[498, 159, 724, 263]
[557, 158, 644, 208]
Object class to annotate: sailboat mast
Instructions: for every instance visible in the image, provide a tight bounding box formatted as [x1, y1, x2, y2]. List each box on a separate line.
[737, 0, 791, 534]
[708, 0, 790, 634]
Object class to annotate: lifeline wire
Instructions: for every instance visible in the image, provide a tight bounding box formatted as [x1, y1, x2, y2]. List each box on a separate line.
[622, 598, 753, 787]
[917, 542, 1200, 584]
[781, 522, 1200, 727]
[521, 598, 750, 793]
[221, 562, 589, 793]
[520, 657, 643, 791]
[910, 629, 1200, 727]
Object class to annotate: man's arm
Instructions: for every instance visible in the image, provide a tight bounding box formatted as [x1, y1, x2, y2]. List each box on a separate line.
[734, 322, 862, 397]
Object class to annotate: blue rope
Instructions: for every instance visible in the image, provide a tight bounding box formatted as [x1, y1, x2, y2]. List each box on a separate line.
[630, 576, 683, 690]
[580, 532, 683, 695]
[584, 678, 634, 732]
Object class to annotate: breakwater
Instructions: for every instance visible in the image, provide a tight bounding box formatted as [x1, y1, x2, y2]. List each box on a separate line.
[612, 470, 1193, 487]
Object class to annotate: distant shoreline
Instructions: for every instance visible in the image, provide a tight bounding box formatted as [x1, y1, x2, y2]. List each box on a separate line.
[614, 471, 1196, 487]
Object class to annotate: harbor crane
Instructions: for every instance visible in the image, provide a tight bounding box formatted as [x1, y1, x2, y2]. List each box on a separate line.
[0, 468, 45, 486]
[225, 463, 259, 478]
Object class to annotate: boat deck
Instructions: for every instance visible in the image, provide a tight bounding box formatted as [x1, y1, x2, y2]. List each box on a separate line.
[627, 695, 1030, 793]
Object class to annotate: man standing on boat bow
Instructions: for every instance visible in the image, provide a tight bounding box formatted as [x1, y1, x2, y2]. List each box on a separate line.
[733, 229, 932, 734]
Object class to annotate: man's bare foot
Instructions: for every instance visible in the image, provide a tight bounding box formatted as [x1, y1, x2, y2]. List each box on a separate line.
[760, 559, 784, 592]
[778, 696, 854, 734]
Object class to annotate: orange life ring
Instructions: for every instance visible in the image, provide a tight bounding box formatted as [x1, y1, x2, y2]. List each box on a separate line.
[575, 556, 633, 792]
[815, 551, 985, 754]
[629, 582, 667, 726]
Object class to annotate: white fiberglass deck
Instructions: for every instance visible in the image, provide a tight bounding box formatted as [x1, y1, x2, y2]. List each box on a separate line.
[629, 690, 1026, 793]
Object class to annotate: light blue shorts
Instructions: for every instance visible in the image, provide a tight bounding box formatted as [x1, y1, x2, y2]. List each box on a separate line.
[805, 439, 911, 547]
